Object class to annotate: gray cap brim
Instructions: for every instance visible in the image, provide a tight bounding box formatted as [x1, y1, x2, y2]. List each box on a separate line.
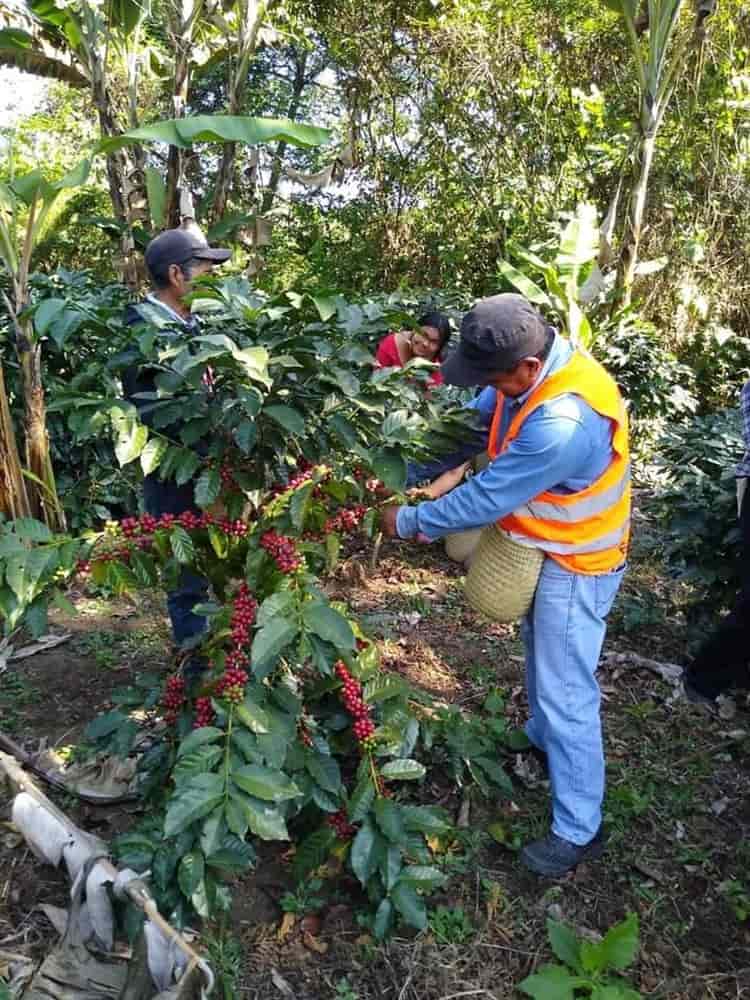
[441, 347, 493, 387]
[193, 247, 232, 262]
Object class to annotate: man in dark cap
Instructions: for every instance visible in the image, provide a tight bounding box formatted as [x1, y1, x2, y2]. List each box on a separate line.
[122, 229, 231, 675]
[382, 293, 630, 877]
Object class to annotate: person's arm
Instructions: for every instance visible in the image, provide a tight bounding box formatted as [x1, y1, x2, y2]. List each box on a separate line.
[375, 333, 401, 368]
[740, 381, 750, 454]
[395, 400, 597, 540]
[412, 462, 472, 500]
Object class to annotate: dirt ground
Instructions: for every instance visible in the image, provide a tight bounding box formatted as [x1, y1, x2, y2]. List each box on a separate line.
[2, 537, 750, 999]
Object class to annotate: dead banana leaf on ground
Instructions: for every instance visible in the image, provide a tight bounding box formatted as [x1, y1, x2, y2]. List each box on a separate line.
[0, 752, 213, 999]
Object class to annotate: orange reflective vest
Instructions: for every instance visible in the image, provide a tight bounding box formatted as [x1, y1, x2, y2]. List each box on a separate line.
[487, 347, 630, 575]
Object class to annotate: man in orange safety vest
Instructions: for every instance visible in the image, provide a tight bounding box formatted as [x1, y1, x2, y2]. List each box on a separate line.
[382, 293, 629, 876]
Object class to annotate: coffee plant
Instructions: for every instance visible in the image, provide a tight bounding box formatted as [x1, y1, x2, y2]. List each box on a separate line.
[0, 278, 513, 937]
[646, 407, 744, 608]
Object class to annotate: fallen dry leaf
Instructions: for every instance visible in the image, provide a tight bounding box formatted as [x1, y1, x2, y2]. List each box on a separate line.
[271, 967, 295, 998]
[277, 912, 295, 941]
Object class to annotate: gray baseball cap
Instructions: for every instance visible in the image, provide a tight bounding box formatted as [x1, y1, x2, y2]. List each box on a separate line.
[441, 293, 553, 386]
[144, 228, 231, 277]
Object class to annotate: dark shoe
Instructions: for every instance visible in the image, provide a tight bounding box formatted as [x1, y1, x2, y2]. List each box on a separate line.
[521, 828, 605, 877]
[683, 678, 717, 706]
[683, 668, 718, 706]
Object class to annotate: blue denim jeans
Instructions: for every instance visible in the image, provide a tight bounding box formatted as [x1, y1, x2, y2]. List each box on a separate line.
[143, 474, 209, 648]
[522, 557, 625, 845]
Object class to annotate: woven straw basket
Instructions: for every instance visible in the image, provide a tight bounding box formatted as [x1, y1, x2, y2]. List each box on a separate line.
[464, 525, 545, 623]
[444, 528, 482, 565]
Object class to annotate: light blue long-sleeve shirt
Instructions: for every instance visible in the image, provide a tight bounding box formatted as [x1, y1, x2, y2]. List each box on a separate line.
[396, 335, 615, 540]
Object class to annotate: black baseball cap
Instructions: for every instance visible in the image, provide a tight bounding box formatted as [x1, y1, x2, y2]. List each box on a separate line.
[441, 293, 553, 386]
[144, 228, 231, 277]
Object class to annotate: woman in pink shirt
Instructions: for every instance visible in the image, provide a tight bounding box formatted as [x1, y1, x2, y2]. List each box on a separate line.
[375, 311, 451, 386]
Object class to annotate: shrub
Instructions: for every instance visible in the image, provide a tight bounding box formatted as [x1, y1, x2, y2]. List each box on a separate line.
[646, 408, 743, 606]
[592, 315, 697, 451]
[675, 324, 750, 415]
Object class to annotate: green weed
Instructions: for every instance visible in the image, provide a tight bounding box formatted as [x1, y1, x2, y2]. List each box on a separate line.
[720, 879, 750, 922]
[429, 905, 474, 945]
[204, 927, 242, 1000]
[280, 877, 327, 915]
[0, 672, 40, 733]
[333, 978, 359, 1000]
[519, 913, 642, 999]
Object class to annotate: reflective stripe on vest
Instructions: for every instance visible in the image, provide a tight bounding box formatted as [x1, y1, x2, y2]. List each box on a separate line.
[487, 345, 630, 575]
[513, 462, 631, 523]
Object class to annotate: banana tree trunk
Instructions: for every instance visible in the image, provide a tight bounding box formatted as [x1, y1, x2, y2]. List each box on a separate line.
[164, 4, 195, 228]
[93, 78, 143, 289]
[211, 0, 267, 223]
[260, 48, 308, 215]
[614, 128, 657, 309]
[19, 331, 65, 531]
[0, 365, 31, 521]
[3, 203, 65, 531]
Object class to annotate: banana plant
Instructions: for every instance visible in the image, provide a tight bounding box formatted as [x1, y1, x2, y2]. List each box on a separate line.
[0, 159, 91, 529]
[0, 0, 156, 286]
[498, 203, 601, 348]
[603, 0, 718, 308]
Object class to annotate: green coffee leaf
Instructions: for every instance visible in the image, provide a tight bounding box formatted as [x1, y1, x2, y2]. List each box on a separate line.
[170, 526, 195, 564]
[379, 759, 426, 781]
[391, 881, 427, 931]
[195, 467, 221, 507]
[374, 798, 405, 843]
[398, 865, 447, 890]
[373, 897, 394, 940]
[234, 696, 270, 734]
[292, 825, 336, 880]
[371, 446, 407, 491]
[178, 850, 205, 897]
[241, 795, 290, 840]
[231, 765, 300, 803]
[140, 437, 168, 475]
[265, 404, 306, 436]
[251, 617, 298, 675]
[305, 752, 342, 794]
[347, 773, 376, 823]
[164, 774, 224, 837]
[302, 601, 355, 649]
[177, 726, 224, 759]
[233, 419, 257, 454]
[350, 819, 379, 886]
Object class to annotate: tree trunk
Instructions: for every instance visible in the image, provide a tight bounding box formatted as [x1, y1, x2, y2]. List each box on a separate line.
[164, 13, 193, 229]
[4, 195, 66, 531]
[14, 316, 65, 531]
[0, 366, 32, 521]
[211, 0, 267, 223]
[260, 48, 309, 215]
[614, 128, 657, 309]
[93, 81, 143, 289]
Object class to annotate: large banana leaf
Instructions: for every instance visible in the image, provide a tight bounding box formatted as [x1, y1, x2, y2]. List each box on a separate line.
[9, 159, 91, 207]
[555, 203, 599, 273]
[0, 27, 88, 86]
[600, 0, 638, 16]
[97, 115, 331, 154]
